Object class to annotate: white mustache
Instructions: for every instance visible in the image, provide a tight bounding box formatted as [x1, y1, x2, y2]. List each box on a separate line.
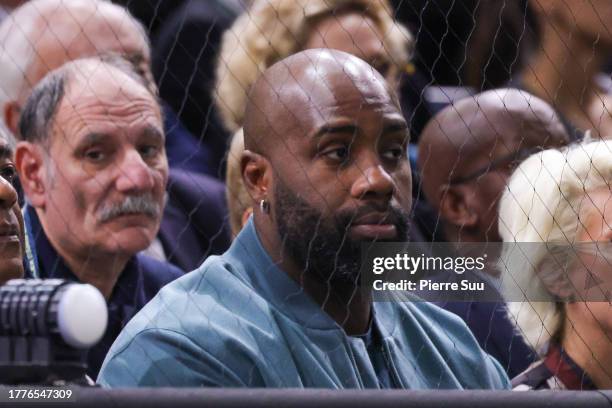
[98, 194, 160, 223]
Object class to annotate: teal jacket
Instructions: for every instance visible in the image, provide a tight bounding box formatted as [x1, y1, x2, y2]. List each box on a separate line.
[98, 219, 510, 389]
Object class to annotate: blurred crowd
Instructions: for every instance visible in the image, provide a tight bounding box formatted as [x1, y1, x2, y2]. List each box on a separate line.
[0, 0, 611, 391]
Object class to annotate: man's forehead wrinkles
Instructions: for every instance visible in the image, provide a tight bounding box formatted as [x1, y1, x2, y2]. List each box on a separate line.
[61, 94, 159, 117]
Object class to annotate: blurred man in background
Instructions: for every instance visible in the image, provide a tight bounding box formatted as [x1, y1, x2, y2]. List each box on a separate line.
[416, 88, 570, 377]
[418, 88, 569, 244]
[0, 132, 23, 283]
[15, 57, 183, 378]
[0, 0, 151, 139]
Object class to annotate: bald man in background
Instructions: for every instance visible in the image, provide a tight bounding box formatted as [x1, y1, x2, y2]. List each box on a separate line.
[0, 0, 151, 137]
[416, 88, 570, 377]
[418, 88, 569, 243]
[98, 49, 509, 389]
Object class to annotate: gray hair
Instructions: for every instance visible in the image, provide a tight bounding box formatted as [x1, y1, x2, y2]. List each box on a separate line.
[19, 55, 154, 144]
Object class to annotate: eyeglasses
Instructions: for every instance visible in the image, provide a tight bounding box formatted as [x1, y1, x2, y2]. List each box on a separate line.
[448, 146, 543, 185]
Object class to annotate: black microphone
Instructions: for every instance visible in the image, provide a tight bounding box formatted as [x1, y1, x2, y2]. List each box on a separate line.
[0, 279, 107, 385]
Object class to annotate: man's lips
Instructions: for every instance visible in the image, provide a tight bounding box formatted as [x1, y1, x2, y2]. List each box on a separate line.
[0, 223, 20, 246]
[100, 211, 155, 223]
[349, 213, 398, 240]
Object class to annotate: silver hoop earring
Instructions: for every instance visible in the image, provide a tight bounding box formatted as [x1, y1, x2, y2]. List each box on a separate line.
[259, 199, 270, 214]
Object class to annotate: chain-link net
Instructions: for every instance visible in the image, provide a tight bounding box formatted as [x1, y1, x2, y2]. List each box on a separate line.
[0, 0, 609, 393]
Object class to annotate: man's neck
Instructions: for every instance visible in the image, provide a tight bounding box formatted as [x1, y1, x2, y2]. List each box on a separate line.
[60, 253, 127, 300]
[38, 224, 127, 300]
[255, 217, 372, 335]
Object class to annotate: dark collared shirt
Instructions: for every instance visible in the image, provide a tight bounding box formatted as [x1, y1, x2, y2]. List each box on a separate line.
[512, 342, 597, 390]
[23, 205, 183, 379]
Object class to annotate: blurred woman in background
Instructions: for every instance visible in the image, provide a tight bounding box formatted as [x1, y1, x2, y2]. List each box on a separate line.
[499, 139, 612, 389]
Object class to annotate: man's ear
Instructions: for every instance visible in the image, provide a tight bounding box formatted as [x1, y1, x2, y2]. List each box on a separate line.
[241, 150, 271, 206]
[4, 101, 21, 137]
[438, 185, 478, 228]
[14, 142, 47, 208]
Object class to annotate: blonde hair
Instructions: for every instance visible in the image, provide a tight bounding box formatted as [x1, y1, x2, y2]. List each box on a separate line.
[226, 128, 251, 237]
[498, 139, 612, 353]
[215, 0, 412, 132]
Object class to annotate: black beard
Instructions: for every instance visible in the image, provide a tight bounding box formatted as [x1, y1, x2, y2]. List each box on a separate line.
[273, 179, 410, 286]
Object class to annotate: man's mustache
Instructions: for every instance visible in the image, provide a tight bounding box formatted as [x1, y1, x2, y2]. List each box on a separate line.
[98, 194, 161, 223]
[340, 204, 404, 227]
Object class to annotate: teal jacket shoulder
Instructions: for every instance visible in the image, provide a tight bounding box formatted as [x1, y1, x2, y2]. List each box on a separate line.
[97, 220, 509, 389]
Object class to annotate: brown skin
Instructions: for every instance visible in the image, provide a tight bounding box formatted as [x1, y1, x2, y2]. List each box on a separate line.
[233, 10, 402, 234]
[241, 49, 411, 335]
[0, 139, 24, 283]
[15, 62, 168, 299]
[560, 187, 612, 389]
[0, 1, 25, 8]
[4, 1, 151, 138]
[524, 0, 612, 138]
[418, 89, 570, 243]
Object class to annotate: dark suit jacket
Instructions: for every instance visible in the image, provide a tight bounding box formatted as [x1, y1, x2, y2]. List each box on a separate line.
[152, 0, 242, 176]
[437, 299, 536, 378]
[163, 102, 215, 177]
[159, 169, 232, 272]
[431, 269, 537, 378]
[23, 205, 183, 379]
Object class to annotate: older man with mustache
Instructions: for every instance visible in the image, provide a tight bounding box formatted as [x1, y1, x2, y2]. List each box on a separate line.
[14, 56, 182, 379]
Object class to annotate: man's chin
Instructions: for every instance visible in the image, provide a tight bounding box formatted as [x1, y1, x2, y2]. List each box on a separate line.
[102, 227, 158, 255]
[0, 259, 24, 284]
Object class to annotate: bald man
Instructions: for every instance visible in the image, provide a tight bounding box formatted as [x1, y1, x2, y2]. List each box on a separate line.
[98, 50, 509, 389]
[418, 88, 569, 243]
[416, 89, 569, 378]
[0, 0, 151, 137]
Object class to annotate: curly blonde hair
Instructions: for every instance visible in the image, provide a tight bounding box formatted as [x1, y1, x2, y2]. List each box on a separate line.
[215, 0, 412, 133]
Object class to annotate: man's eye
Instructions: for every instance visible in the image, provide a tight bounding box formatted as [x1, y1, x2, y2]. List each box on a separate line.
[323, 146, 350, 163]
[85, 150, 105, 162]
[0, 165, 16, 184]
[139, 145, 160, 159]
[382, 147, 405, 162]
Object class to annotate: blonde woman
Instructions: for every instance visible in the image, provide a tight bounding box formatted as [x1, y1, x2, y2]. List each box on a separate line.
[217, 0, 413, 236]
[499, 140, 612, 389]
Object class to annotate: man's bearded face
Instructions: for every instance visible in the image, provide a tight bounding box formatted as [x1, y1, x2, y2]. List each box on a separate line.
[274, 177, 410, 284]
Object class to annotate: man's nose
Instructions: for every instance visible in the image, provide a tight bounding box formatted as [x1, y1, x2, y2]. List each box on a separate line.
[350, 163, 394, 202]
[115, 151, 156, 193]
[0, 177, 17, 210]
